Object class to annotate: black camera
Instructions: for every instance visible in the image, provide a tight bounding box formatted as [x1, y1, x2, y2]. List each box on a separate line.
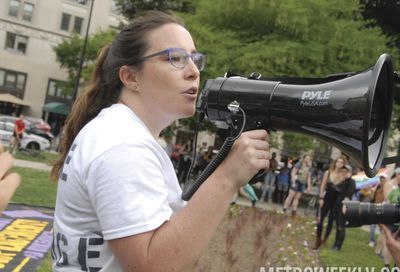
[342, 200, 400, 227]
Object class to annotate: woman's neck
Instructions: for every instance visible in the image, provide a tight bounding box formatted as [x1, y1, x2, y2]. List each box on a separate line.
[118, 88, 170, 138]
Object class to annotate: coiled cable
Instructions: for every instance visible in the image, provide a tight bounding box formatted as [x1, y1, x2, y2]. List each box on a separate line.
[181, 107, 246, 201]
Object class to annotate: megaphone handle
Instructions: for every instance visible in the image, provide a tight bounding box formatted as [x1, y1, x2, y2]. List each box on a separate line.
[181, 139, 268, 200]
[248, 170, 266, 184]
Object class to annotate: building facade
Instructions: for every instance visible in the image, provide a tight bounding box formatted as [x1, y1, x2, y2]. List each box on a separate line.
[0, 0, 125, 134]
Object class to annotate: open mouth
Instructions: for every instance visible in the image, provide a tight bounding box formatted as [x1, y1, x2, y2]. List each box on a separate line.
[185, 87, 198, 95]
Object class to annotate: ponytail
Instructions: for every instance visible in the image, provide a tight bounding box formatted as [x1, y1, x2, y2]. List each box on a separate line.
[51, 44, 120, 180]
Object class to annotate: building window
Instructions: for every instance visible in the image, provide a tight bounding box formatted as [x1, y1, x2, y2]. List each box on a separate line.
[47, 80, 71, 99]
[0, 71, 5, 86]
[48, 81, 57, 96]
[77, 0, 89, 5]
[61, 13, 86, 34]
[65, 0, 89, 6]
[16, 74, 25, 89]
[5, 33, 15, 49]
[8, 0, 20, 17]
[5, 32, 28, 54]
[73, 16, 84, 34]
[22, 2, 34, 21]
[5, 74, 17, 89]
[0, 68, 27, 95]
[9, 0, 34, 22]
[61, 13, 71, 31]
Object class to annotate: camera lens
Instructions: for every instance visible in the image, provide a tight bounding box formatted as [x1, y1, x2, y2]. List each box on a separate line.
[343, 201, 400, 227]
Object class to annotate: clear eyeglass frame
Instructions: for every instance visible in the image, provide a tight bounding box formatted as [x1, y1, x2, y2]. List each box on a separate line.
[140, 48, 205, 71]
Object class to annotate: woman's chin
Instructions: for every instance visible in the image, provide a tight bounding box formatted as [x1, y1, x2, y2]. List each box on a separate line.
[184, 105, 197, 117]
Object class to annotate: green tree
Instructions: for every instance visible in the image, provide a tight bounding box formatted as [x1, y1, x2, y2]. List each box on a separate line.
[179, 0, 399, 156]
[187, 0, 398, 77]
[361, 0, 400, 49]
[282, 133, 317, 157]
[54, 0, 400, 156]
[53, 29, 116, 95]
[115, 0, 195, 20]
[360, 0, 400, 164]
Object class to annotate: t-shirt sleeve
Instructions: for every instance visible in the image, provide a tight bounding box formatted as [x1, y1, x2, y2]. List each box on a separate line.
[85, 143, 173, 240]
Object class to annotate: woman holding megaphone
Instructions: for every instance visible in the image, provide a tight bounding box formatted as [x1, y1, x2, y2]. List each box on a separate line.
[50, 11, 271, 271]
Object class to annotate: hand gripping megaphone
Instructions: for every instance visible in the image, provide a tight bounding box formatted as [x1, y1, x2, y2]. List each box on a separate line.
[182, 53, 397, 201]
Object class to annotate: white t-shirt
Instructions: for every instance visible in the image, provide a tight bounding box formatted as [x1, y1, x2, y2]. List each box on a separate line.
[52, 104, 185, 271]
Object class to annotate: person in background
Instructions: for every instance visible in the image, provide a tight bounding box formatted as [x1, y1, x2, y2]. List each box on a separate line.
[199, 145, 214, 172]
[283, 154, 312, 217]
[156, 130, 173, 157]
[379, 167, 400, 268]
[368, 173, 387, 249]
[170, 142, 182, 169]
[0, 141, 21, 214]
[9, 114, 25, 154]
[50, 11, 270, 271]
[276, 159, 291, 204]
[313, 156, 347, 250]
[331, 164, 356, 251]
[381, 224, 400, 267]
[176, 138, 193, 185]
[261, 152, 278, 203]
[192, 142, 207, 175]
[238, 184, 258, 207]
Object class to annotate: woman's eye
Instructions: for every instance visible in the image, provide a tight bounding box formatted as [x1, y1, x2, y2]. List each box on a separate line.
[170, 55, 184, 62]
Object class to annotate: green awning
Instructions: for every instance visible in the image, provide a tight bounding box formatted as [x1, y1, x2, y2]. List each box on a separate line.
[43, 102, 69, 115]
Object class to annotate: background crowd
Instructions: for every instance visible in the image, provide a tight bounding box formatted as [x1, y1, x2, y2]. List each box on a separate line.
[159, 134, 400, 267]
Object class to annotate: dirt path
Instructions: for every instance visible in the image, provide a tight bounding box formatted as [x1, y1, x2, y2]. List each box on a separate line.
[193, 205, 321, 271]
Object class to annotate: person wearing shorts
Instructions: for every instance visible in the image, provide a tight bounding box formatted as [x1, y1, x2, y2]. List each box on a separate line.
[282, 154, 312, 217]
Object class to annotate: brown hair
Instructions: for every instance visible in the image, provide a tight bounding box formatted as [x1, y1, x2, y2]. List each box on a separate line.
[329, 155, 348, 172]
[51, 11, 184, 180]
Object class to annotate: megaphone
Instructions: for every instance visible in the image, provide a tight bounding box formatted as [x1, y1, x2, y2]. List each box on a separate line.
[182, 53, 396, 200]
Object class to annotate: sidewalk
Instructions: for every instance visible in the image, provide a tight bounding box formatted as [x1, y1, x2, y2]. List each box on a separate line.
[234, 196, 309, 215]
[14, 159, 52, 171]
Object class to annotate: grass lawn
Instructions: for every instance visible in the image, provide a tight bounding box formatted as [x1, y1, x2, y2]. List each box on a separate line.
[4, 147, 59, 165]
[11, 166, 56, 208]
[320, 227, 392, 268]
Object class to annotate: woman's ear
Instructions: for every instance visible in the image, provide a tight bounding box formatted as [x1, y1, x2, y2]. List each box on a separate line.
[119, 65, 139, 91]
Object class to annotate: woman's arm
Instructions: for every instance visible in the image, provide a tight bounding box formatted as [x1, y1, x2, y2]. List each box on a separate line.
[381, 224, 400, 266]
[318, 171, 329, 206]
[319, 171, 329, 198]
[291, 166, 298, 186]
[307, 171, 312, 192]
[109, 130, 270, 272]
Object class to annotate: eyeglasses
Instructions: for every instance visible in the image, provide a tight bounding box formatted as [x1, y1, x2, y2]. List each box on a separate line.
[141, 48, 205, 71]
